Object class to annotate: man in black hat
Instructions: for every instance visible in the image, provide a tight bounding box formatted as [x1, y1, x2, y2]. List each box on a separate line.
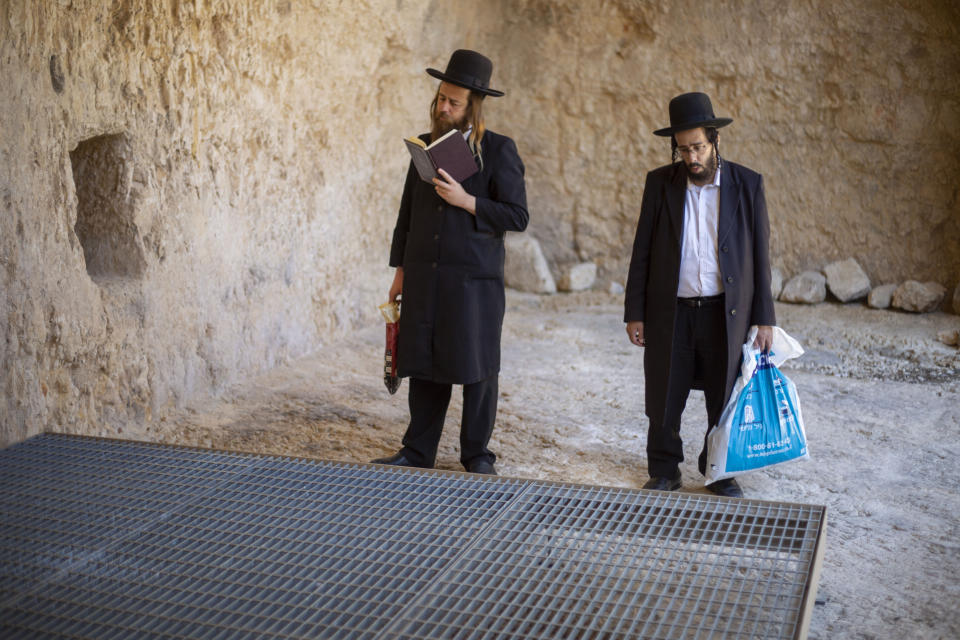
[624, 92, 776, 498]
[372, 50, 528, 475]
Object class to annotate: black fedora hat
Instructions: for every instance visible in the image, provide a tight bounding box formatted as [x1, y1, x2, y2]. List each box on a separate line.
[426, 49, 504, 97]
[653, 92, 732, 136]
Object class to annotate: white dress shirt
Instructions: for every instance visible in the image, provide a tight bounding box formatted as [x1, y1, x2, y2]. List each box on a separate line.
[676, 167, 723, 297]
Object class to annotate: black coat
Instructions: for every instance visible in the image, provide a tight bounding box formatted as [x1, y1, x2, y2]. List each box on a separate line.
[624, 159, 776, 427]
[390, 129, 528, 384]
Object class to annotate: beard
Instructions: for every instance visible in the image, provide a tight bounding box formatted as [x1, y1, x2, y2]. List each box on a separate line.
[431, 111, 467, 142]
[684, 147, 718, 185]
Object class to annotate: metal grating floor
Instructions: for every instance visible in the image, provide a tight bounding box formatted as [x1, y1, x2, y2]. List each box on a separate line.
[0, 434, 825, 639]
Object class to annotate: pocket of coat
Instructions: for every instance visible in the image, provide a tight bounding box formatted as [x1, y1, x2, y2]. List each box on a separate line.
[462, 275, 504, 306]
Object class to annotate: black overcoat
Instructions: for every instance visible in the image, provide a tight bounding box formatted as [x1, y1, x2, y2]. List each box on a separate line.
[623, 159, 776, 428]
[390, 129, 528, 384]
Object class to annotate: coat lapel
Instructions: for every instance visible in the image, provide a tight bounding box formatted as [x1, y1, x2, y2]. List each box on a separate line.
[717, 161, 739, 246]
[666, 164, 686, 247]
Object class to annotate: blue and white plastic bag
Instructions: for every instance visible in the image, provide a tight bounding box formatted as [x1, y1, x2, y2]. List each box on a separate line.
[705, 326, 809, 483]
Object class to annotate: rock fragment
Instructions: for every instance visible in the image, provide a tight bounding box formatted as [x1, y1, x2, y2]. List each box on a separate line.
[824, 258, 871, 302]
[868, 284, 897, 309]
[770, 267, 784, 300]
[891, 280, 946, 313]
[779, 271, 826, 304]
[937, 329, 959, 346]
[557, 262, 597, 292]
[504, 234, 556, 294]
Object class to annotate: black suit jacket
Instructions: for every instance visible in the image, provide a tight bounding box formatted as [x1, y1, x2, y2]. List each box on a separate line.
[390, 129, 528, 384]
[624, 160, 775, 426]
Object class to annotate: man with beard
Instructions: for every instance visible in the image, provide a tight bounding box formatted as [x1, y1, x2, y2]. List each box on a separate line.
[624, 92, 776, 498]
[372, 50, 528, 475]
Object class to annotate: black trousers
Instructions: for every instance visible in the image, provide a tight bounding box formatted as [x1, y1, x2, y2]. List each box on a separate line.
[647, 297, 728, 479]
[399, 375, 499, 468]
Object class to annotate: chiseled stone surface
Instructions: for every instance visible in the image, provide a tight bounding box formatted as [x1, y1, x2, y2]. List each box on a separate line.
[2, 0, 960, 445]
[479, 0, 960, 289]
[0, 1, 491, 444]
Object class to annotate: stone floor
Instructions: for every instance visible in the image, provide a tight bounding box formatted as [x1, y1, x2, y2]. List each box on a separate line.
[143, 290, 960, 640]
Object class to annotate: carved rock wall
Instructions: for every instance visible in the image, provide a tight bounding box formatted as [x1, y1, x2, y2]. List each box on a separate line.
[2, 0, 958, 446]
[0, 0, 493, 444]
[479, 0, 960, 289]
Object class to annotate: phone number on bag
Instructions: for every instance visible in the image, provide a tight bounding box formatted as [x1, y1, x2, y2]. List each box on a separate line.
[748, 438, 790, 452]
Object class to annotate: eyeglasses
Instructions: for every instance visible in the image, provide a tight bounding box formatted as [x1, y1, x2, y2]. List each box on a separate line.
[676, 142, 709, 157]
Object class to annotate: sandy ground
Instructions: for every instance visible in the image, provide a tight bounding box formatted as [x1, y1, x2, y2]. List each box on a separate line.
[146, 290, 960, 640]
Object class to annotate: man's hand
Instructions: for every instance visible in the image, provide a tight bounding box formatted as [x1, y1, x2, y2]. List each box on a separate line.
[388, 267, 403, 303]
[434, 168, 476, 214]
[626, 321, 645, 347]
[753, 325, 773, 353]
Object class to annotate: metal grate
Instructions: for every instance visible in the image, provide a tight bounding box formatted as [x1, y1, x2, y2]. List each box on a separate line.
[0, 434, 825, 639]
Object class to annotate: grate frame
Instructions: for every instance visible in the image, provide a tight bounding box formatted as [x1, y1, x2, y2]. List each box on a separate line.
[0, 434, 825, 639]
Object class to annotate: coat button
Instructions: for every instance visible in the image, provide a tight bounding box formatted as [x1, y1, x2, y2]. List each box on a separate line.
[437, 205, 443, 212]
[432, 262, 437, 269]
[722, 245, 729, 253]
[434, 234, 439, 241]
[726, 276, 734, 283]
[730, 309, 737, 316]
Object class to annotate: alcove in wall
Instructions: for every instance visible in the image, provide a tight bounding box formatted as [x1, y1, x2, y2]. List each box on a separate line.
[70, 134, 146, 284]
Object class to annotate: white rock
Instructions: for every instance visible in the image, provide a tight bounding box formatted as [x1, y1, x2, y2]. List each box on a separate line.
[504, 234, 557, 294]
[608, 281, 625, 296]
[770, 267, 784, 300]
[891, 280, 946, 313]
[824, 258, 871, 302]
[557, 262, 597, 292]
[779, 271, 826, 304]
[868, 284, 898, 309]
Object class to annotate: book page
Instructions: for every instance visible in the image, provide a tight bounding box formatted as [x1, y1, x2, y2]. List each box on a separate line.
[425, 128, 458, 150]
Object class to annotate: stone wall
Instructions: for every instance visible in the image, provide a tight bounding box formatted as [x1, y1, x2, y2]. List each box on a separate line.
[479, 0, 960, 288]
[2, 0, 958, 446]
[0, 0, 494, 445]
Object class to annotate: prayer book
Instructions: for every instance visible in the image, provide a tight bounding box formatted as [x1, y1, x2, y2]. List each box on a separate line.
[403, 129, 478, 183]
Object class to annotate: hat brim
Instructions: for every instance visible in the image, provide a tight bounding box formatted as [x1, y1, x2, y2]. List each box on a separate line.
[426, 68, 505, 97]
[653, 117, 733, 137]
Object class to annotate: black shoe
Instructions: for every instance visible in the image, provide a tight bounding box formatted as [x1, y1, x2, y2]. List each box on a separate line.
[642, 473, 682, 491]
[465, 459, 497, 475]
[371, 451, 430, 468]
[705, 478, 743, 498]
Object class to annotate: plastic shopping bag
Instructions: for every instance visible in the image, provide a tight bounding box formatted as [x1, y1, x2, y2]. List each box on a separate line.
[705, 326, 809, 483]
[378, 301, 401, 395]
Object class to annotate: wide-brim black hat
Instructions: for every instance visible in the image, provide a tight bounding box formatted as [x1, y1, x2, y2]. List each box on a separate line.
[653, 92, 732, 136]
[426, 49, 504, 97]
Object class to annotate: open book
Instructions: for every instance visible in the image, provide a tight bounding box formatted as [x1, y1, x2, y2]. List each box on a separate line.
[404, 129, 479, 183]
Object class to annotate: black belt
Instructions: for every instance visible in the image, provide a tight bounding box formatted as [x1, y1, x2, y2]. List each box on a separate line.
[677, 294, 724, 308]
